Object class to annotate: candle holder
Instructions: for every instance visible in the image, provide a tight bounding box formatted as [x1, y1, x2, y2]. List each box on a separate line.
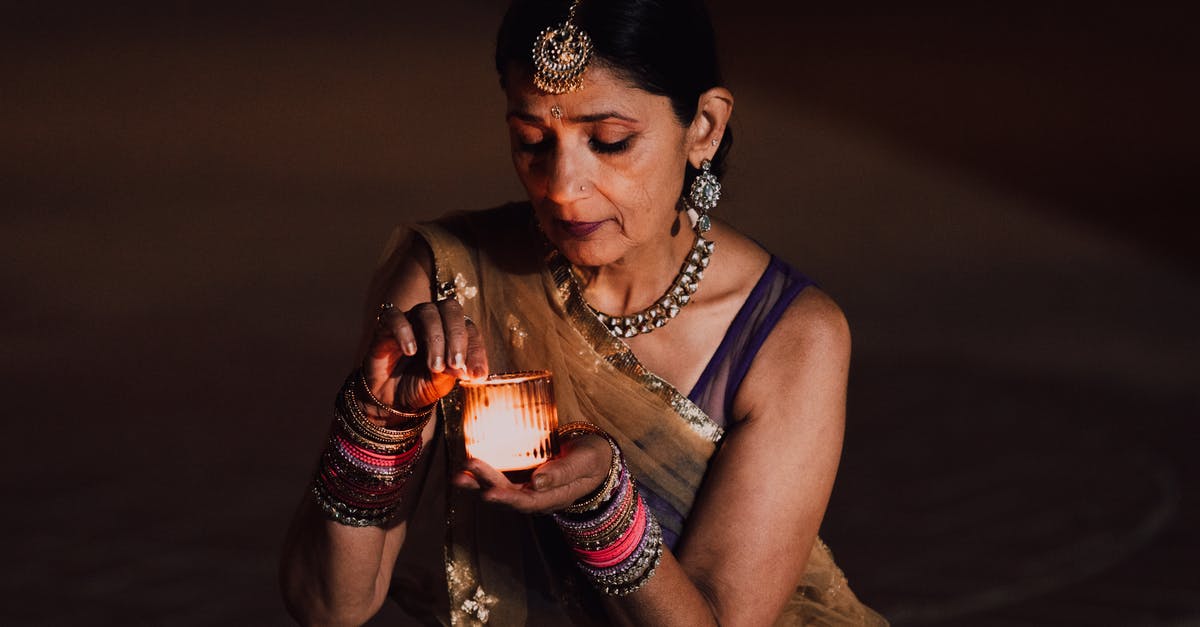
[461, 370, 559, 483]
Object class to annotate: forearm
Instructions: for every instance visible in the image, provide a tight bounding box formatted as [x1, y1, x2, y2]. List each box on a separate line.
[548, 424, 722, 627]
[548, 424, 800, 627]
[603, 550, 721, 627]
[280, 374, 437, 626]
[280, 498, 406, 626]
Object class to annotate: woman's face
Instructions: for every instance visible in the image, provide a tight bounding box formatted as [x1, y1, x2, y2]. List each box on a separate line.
[505, 64, 691, 268]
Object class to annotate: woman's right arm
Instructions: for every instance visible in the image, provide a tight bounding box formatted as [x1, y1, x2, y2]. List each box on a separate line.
[279, 236, 488, 626]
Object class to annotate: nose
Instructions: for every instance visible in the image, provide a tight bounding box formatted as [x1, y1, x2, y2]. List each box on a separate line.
[544, 144, 590, 206]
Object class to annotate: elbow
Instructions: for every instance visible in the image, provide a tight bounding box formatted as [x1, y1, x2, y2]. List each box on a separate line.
[280, 561, 385, 627]
[281, 587, 383, 627]
[692, 578, 727, 627]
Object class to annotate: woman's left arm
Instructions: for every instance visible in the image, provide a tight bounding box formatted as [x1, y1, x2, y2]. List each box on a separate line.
[460, 288, 850, 626]
[645, 287, 850, 625]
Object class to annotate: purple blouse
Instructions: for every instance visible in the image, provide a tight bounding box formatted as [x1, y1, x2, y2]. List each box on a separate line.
[645, 255, 813, 550]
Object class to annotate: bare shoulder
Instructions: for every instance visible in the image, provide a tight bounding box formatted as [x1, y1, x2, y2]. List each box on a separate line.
[733, 285, 852, 423]
[772, 287, 851, 357]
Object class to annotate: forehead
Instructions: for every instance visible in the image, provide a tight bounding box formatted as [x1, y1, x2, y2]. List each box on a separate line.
[505, 64, 675, 121]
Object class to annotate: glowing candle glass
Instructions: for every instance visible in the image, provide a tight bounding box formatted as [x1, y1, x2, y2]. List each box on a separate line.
[461, 371, 559, 480]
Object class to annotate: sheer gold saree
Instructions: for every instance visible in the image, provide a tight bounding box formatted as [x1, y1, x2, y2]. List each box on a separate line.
[375, 205, 885, 626]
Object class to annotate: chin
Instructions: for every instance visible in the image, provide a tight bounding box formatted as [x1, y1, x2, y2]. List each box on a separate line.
[552, 237, 621, 268]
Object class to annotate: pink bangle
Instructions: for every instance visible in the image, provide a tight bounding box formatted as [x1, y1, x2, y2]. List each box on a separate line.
[334, 433, 421, 467]
[574, 499, 647, 569]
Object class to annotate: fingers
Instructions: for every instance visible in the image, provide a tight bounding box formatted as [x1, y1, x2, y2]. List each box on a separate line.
[364, 305, 414, 390]
[463, 458, 515, 490]
[436, 299, 470, 377]
[378, 304, 418, 357]
[408, 302, 447, 373]
[404, 299, 486, 380]
[365, 299, 488, 406]
[457, 435, 612, 514]
[463, 315, 489, 381]
[453, 470, 482, 490]
[531, 434, 610, 496]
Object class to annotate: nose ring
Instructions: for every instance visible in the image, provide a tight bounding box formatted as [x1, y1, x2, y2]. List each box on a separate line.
[579, 184, 586, 192]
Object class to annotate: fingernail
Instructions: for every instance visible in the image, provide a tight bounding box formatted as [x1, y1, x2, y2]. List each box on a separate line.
[432, 355, 444, 371]
[405, 341, 418, 355]
[532, 474, 549, 490]
[453, 352, 464, 369]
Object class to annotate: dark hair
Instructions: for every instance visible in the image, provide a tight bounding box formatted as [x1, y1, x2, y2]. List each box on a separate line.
[496, 0, 733, 190]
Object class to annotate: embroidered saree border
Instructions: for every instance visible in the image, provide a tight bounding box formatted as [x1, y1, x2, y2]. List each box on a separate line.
[409, 213, 725, 625]
[545, 249, 725, 444]
[406, 222, 485, 626]
[393, 212, 885, 626]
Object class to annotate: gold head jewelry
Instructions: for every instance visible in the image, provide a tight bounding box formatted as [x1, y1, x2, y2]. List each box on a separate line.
[532, 0, 593, 94]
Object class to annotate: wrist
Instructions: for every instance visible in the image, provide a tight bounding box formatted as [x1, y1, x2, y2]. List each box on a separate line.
[552, 423, 664, 596]
[311, 372, 434, 527]
[356, 370, 437, 426]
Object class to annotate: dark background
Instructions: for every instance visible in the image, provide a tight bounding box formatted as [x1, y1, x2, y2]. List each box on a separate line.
[3, 2, 1197, 625]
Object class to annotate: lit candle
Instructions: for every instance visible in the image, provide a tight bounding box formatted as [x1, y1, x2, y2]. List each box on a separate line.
[461, 371, 559, 480]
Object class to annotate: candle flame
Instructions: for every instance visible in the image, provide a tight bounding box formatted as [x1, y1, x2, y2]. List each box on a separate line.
[462, 371, 558, 472]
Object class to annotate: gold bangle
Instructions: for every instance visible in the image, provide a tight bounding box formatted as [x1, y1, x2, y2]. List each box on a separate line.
[555, 421, 615, 444]
[356, 370, 437, 420]
[556, 422, 622, 514]
[334, 409, 418, 455]
[339, 382, 429, 445]
[563, 437, 621, 514]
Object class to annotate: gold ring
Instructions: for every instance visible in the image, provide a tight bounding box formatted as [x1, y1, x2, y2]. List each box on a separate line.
[376, 302, 396, 324]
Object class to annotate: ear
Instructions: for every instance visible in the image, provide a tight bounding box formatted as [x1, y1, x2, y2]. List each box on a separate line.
[685, 87, 734, 168]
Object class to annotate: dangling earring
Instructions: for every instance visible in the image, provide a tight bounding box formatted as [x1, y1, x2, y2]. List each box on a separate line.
[685, 159, 720, 234]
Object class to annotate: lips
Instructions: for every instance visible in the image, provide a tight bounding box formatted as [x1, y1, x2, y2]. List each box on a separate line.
[556, 219, 606, 237]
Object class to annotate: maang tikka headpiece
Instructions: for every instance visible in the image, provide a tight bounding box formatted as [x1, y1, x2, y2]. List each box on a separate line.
[532, 0, 593, 94]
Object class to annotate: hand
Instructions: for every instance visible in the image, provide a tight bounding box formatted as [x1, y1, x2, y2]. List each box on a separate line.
[363, 298, 489, 424]
[453, 434, 613, 515]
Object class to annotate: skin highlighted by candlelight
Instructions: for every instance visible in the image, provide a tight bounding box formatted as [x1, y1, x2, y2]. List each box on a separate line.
[461, 370, 560, 482]
[281, 2, 887, 623]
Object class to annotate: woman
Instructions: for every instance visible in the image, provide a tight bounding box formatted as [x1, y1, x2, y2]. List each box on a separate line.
[281, 1, 886, 624]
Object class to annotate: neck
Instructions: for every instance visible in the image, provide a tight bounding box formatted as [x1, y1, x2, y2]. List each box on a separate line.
[575, 223, 699, 316]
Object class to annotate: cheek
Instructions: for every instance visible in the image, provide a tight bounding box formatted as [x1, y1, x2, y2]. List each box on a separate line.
[511, 155, 545, 192]
[622, 146, 685, 207]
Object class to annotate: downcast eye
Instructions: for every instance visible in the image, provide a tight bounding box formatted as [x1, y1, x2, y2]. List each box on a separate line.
[589, 137, 631, 154]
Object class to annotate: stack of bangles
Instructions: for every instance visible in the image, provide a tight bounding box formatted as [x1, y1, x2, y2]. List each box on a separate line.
[552, 422, 664, 597]
[311, 370, 435, 527]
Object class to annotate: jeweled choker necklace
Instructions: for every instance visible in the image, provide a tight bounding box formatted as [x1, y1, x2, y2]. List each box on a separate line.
[577, 234, 714, 338]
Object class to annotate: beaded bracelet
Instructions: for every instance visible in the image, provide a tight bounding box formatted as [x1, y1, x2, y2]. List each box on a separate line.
[551, 423, 664, 596]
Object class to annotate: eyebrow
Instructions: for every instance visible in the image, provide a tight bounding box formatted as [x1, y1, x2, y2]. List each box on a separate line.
[506, 110, 639, 124]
